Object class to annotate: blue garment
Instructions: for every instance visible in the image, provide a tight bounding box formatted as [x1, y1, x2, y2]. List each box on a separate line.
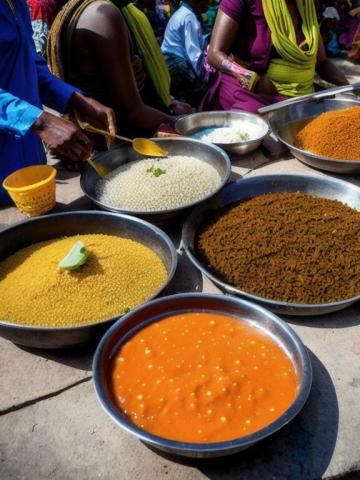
[161, 3, 204, 77]
[0, 0, 77, 204]
[326, 31, 341, 56]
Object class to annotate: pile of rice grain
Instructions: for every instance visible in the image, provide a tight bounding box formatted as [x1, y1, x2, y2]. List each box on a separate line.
[200, 126, 250, 144]
[95, 156, 222, 211]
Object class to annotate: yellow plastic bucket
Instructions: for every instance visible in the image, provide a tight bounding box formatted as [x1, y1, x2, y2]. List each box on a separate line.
[3, 165, 56, 216]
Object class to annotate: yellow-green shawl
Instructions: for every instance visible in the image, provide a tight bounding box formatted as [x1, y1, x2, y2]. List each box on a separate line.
[262, 0, 320, 97]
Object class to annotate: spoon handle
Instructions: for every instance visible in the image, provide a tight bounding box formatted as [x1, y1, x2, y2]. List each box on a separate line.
[258, 81, 360, 115]
[80, 123, 133, 143]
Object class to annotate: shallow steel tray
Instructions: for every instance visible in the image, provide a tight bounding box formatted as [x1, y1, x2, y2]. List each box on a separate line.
[0, 211, 177, 349]
[81, 137, 231, 225]
[268, 97, 360, 174]
[175, 110, 269, 156]
[93, 293, 312, 457]
[182, 174, 360, 316]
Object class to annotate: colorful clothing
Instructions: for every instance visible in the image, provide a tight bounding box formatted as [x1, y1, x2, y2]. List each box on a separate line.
[161, 3, 207, 104]
[47, 0, 170, 112]
[0, 0, 77, 204]
[162, 3, 205, 77]
[200, 0, 319, 113]
[27, 0, 66, 55]
[120, 2, 171, 107]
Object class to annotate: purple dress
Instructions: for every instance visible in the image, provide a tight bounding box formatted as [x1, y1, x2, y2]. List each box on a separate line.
[199, 0, 305, 113]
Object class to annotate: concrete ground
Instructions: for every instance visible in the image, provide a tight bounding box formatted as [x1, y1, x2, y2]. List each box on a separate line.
[0, 59, 360, 480]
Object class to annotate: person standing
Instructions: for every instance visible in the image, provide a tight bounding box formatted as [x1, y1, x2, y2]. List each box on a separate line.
[0, 0, 115, 204]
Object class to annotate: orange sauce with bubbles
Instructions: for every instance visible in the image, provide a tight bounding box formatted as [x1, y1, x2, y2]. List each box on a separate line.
[110, 312, 298, 443]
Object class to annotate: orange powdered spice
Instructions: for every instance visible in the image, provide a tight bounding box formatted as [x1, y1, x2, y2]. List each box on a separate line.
[110, 312, 298, 443]
[294, 106, 360, 160]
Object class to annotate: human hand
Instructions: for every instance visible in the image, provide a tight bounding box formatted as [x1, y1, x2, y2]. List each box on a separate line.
[170, 99, 193, 115]
[70, 92, 116, 137]
[32, 111, 92, 161]
[132, 56, 146, 90]
[253, 75, 278, 96]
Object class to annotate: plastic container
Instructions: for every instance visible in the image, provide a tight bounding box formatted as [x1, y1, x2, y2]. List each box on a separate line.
[3, 165, 56, 216]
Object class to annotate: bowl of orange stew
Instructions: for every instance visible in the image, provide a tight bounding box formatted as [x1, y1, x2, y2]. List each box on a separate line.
[93, 293, 311, 457]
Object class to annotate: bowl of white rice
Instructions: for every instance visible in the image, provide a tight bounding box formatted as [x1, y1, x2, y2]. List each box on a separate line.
[175, 111, 269, 155]
[80, 137, 231, 224]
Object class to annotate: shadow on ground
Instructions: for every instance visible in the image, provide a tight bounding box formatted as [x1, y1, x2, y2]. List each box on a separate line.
[146, 349, 338, 480]
[286, 302, 360, 329]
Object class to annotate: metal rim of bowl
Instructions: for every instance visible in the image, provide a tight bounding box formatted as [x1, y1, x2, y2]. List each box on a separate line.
[174, 111, 270, 147]
[93, 292, 312, 455]
[270, 97, 360, 164]
[181, 173, 360, 312]
[80, 137, 232, 217]
[0, 210, 178, 332]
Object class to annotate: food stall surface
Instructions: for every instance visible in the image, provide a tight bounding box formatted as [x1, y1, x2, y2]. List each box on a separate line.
[1, 60, 359, 480]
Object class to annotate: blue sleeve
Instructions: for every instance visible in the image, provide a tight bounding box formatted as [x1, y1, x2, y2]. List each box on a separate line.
[0, 88, 42, 137]
[183, 15, 204, 77]
[34, 53, 80, 114]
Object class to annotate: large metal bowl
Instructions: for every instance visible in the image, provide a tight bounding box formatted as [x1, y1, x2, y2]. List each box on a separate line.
[0, 211, 177, 349]
[93, 293, 312, 458]
[268, 97, 360, 174]
[81, 137, 231, 224]
[182, 174, 360, 316]
[175, 111, 269, 155]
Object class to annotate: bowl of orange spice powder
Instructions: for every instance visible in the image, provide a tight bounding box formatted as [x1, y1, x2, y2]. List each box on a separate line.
[268, 97, 360, 174]
[93, 293, 311, 457]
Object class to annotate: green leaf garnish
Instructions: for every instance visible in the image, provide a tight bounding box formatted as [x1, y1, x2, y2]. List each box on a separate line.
[58, 240, 88, 271]
[239, 132, 250, 141]
[146, 165, 166, 177]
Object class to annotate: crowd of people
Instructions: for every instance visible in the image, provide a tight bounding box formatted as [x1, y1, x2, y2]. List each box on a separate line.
[1, 0, 359, 204]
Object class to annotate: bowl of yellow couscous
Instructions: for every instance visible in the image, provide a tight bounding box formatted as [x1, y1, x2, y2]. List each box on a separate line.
[0, 211, 177, 349]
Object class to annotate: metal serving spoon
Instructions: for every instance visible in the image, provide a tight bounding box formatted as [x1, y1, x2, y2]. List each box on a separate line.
[258, 81, 360, 115]
[79, 121, 168, 158]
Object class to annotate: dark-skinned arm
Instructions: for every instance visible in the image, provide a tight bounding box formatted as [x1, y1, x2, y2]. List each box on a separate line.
[77, 1, 173, 133]
[316, 36, 349, 86]
[208, 10, 278, 95]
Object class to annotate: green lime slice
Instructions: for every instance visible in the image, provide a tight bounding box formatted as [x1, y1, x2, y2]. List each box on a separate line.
[58, 240, 88, 271]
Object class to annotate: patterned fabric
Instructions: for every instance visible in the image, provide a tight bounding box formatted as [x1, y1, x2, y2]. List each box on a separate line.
[27, 0, 66, 55]
[163, 52, 207, 106]
[31, 18, 48, 55]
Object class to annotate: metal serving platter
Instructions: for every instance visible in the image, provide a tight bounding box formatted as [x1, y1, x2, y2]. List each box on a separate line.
[0, 211, 177, 349]
[182, 174, 360, 316]
[81, 137, 231, 225]
[175, 110, 269, 155]
[93, 293, 312, 458]
[268, 97, 360, 174]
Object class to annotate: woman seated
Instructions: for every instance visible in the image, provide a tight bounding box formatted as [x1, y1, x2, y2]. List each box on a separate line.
[161, 0, 210, 106]
[201, 0, 348, 113]
[48, 0, 190, 140]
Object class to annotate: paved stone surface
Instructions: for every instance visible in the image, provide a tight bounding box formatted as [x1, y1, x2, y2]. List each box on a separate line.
[1, 81, 360, 478]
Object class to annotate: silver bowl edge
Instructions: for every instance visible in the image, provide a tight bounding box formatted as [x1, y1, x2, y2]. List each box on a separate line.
[80, 137, 232, 225]
[268, 97, 360, 174]
[0, 211, 177, 349]
[175, 110, 269, 155]
[93, 292, 312, 458]
[181, 174, 360, 316]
